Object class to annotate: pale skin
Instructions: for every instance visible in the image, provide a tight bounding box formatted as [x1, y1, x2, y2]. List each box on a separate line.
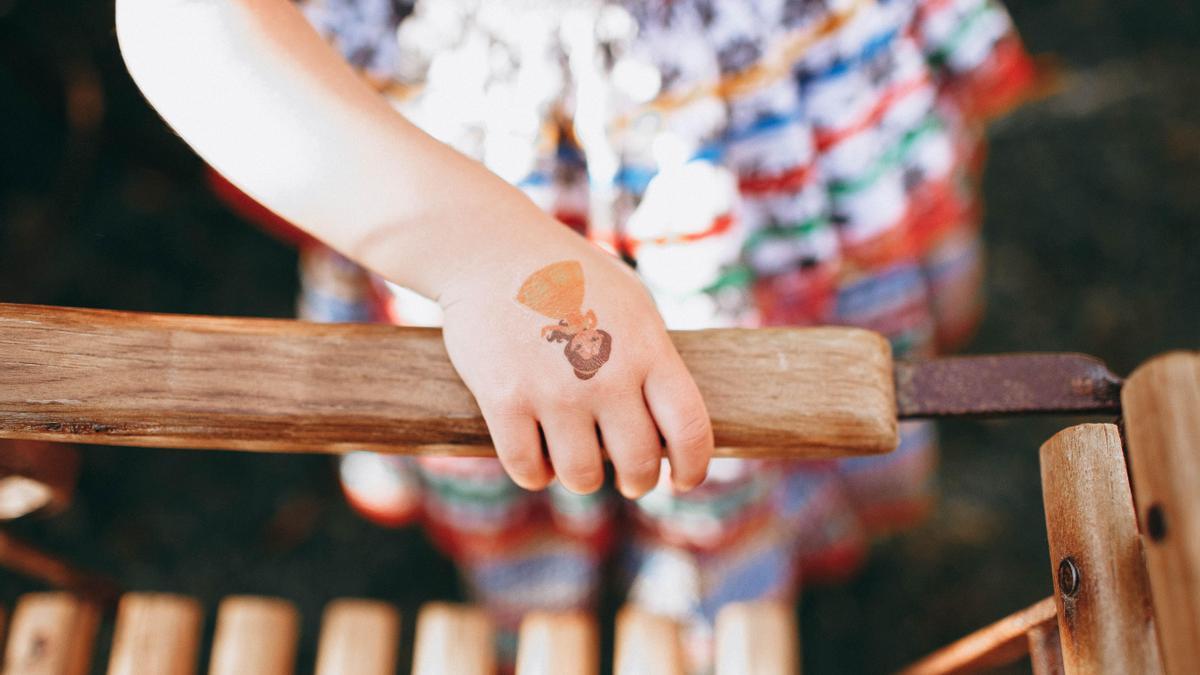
[114, 0, 714, 497]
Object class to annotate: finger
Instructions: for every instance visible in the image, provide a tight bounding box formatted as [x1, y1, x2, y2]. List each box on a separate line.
[644, 357, 713, 491]
[538, 407, 606, 495]
[482, 407, 552, 491]
[596, 400, 662, 499]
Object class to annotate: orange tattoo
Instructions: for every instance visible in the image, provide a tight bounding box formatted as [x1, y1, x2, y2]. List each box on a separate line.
[516, 260, 612, 380]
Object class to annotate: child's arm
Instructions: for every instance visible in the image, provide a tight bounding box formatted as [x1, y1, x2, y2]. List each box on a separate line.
[115, 0, 712, 497]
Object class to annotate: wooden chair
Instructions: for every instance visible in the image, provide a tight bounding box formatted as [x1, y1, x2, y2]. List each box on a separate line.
[901, 352, 1200, 674]
[0, 305, 1196, 673]
[0, 592, 798, 675]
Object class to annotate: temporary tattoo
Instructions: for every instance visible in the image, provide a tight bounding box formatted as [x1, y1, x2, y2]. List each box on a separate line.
[516, 260, 612, 380]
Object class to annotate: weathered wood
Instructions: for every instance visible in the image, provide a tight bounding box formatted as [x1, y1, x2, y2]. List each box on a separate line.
[613, 607, 686, 675]
[208, 596, 298, 675]
[1122, 352, 1200, 675]
[897, 597, 1056, 675]
[107, 593, 203, 675]
[1040, 424, 1162, 673]
[714, 601, 799, 675]
[2, 593, 99, 675]
[1027, 622, 1065, 675]
[515, 610, 598, 675]
[0, 303, 896, 457]
[314, 599, 401, 675]
[410, 602, 495, 675]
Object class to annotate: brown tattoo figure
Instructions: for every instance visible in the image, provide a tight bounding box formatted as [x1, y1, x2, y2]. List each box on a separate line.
[516, 260, 612, 380]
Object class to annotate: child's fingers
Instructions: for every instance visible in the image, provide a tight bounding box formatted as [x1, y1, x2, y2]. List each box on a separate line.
[482, 407, 553, 491]
[538, 407, 605, 495]
[596, 400, 662, 499]
[644, 358, 713, 492]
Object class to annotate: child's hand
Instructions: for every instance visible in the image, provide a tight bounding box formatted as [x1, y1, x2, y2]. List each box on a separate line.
[439, 226, 713, 499]
[114, 0, 712, 498]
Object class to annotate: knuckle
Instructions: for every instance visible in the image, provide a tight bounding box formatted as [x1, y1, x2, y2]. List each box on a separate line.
[497, 449, 547, 486]
[557, 457, 604, 493]
[625, 448, 663, 480]
[671, 412, 714, 454]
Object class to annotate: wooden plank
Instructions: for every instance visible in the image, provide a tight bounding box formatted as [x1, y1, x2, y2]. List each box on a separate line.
[0, 303, 897, 458]
[1122, 352, 1200, 675]
[613, 607, 685, 675]
[897, 597, 1056, 675]
[515, 611, 598, 675]
[410, 602, 494, 675]
[314, 599, 400, 675]
[107, 593, 203, 675]
[1040, 423, 1162, 673]
[714, 601, 799, 675]
[1026, 622, 1065, 675]
[208, 596, 298, 675]
[2, 593, 98, 675]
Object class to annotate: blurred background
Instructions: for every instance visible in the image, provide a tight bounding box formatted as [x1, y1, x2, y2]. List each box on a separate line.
[0, 0, 1197, 672]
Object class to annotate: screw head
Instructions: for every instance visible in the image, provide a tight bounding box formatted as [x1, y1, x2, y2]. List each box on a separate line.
[1058, 557, 1080, 597]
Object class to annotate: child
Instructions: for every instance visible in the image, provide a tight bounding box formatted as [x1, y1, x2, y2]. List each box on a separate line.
[117, 0, 1036, 668]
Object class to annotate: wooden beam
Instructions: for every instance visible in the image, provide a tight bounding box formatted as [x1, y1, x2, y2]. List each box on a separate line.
[515, 610, 598, 675]
[410, 602, 495, 675]
[0, 303, 897, 458]
[107, 593, 203, 675]
[208, 596, 299, 675]
[714, 601, 799, 675]
[898, 597, 1056, 675]
[1040, 424, 1162, 673]
[314, 599, 401, 675]
[3, 593, 99, 675]
[614, 607, 686, 675]
[1122, 352, 1200, 674]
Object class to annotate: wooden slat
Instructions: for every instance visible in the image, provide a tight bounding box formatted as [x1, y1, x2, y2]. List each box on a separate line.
[208, 596, 298, 675]
[714, 601, 799, 675]
[515, 611, 598, 675]
[107, 593, 203, 675]
[0, 303, 897, 457]
[1040, 423, 1162, 673]
[1026, 622, 1065, 675]
[897, 597, 1056, 675]
[1122, 352, 1200, 675]
[2, 593, 98, 675]
[410, 602, 494, 675]
[613, 607, 685, 675]
[314, 599, 400, 675]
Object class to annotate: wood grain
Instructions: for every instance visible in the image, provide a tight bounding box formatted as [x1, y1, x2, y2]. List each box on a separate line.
[313, 599, 401, 675]
[410, 602, 495, 675]
[1122, 352, 1200, 675]
[714, 601, 799, 675]
[107, 593, 203, 675]
[1027, 622, 1065, 675]
[208, 596, 298, 675]
[613, 607, 686, 675]
[2, 593, 98, 675]
[0, 303, 897, 458]
[897, 597, 1056, 675]
[1040, 424, 1162, 673]
[515, 610, 598, 675]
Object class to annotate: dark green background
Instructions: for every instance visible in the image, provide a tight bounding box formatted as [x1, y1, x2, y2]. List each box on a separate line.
[1, 0, 1198, 672]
